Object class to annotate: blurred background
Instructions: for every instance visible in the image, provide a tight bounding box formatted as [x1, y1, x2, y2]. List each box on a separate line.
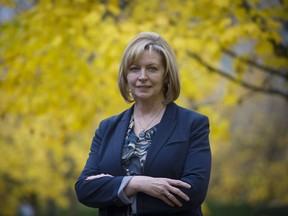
[0, 0, 287, 215]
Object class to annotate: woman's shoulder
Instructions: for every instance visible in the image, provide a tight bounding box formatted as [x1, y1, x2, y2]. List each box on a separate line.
[173, 103, 208, 120]
[99, 107, 133, 127]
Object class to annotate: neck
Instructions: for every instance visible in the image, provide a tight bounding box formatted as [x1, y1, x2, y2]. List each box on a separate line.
[134, 101, 165, 116]
[133, 101, 166, 137]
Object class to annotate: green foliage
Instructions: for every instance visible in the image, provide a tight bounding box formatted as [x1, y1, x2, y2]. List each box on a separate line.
[0, 0, 287, 214]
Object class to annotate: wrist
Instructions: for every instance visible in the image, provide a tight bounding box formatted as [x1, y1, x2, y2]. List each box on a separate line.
[124, 176, 141, 196]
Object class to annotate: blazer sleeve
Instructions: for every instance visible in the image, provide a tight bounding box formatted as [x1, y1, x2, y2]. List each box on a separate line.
[74, 119, 126, 208]
[137, 114, 211, 214]
[181, 114, 211, 207]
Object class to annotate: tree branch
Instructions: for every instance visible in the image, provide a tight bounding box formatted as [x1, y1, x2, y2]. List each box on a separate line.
[188, 51, 288, 101]
[222, 48, 288, 80]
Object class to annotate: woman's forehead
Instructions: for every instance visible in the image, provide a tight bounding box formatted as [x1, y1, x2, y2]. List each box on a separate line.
[129, 47, 163, 65]
[131, 50, 162, 65]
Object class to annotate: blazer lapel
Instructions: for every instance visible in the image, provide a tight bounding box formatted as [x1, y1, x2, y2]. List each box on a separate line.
[144, 103, 178, 174]
[113, 106, 134, 175]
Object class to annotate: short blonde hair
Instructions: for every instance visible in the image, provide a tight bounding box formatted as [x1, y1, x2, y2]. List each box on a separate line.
[118, 32, 180, 105]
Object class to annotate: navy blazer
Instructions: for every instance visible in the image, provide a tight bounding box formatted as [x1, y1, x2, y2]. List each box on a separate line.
[75, 102, 211, 216]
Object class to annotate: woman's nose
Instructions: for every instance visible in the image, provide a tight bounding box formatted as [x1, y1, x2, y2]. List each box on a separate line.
[138, 68, 148, 81]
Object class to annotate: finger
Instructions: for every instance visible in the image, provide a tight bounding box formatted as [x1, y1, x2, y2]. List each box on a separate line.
[86, 174, 112, 180]
[169, 179, 191, 189]
[161, 193, 175, 207]
[166, 192, 182, 207]
[86, 175, 97, 180]
[170, 187, 190, 201]
[86, 175, 101, 180]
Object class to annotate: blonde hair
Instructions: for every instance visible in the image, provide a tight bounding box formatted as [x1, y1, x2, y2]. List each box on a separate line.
[118, 32, 180, 105]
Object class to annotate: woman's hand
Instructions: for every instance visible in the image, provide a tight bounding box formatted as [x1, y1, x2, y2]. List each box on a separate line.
[124, 176, 191, 207]
[86, 173, 113, 180]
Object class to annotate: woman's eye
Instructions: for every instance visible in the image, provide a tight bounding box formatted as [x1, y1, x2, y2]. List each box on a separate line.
[130, 66, 140, 72]
[148, 66, 157, 72]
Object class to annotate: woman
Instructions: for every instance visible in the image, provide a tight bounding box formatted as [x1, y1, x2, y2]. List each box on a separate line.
[75, 32, 211, 216]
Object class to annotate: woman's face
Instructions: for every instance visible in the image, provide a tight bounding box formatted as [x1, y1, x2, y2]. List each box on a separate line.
[127, 50, 165, 103]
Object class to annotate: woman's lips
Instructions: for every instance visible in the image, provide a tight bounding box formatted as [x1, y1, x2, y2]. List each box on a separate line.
[136, 85, 151, 88]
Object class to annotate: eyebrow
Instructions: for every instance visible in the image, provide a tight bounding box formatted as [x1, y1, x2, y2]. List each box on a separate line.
[130, 63, 160, 66]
